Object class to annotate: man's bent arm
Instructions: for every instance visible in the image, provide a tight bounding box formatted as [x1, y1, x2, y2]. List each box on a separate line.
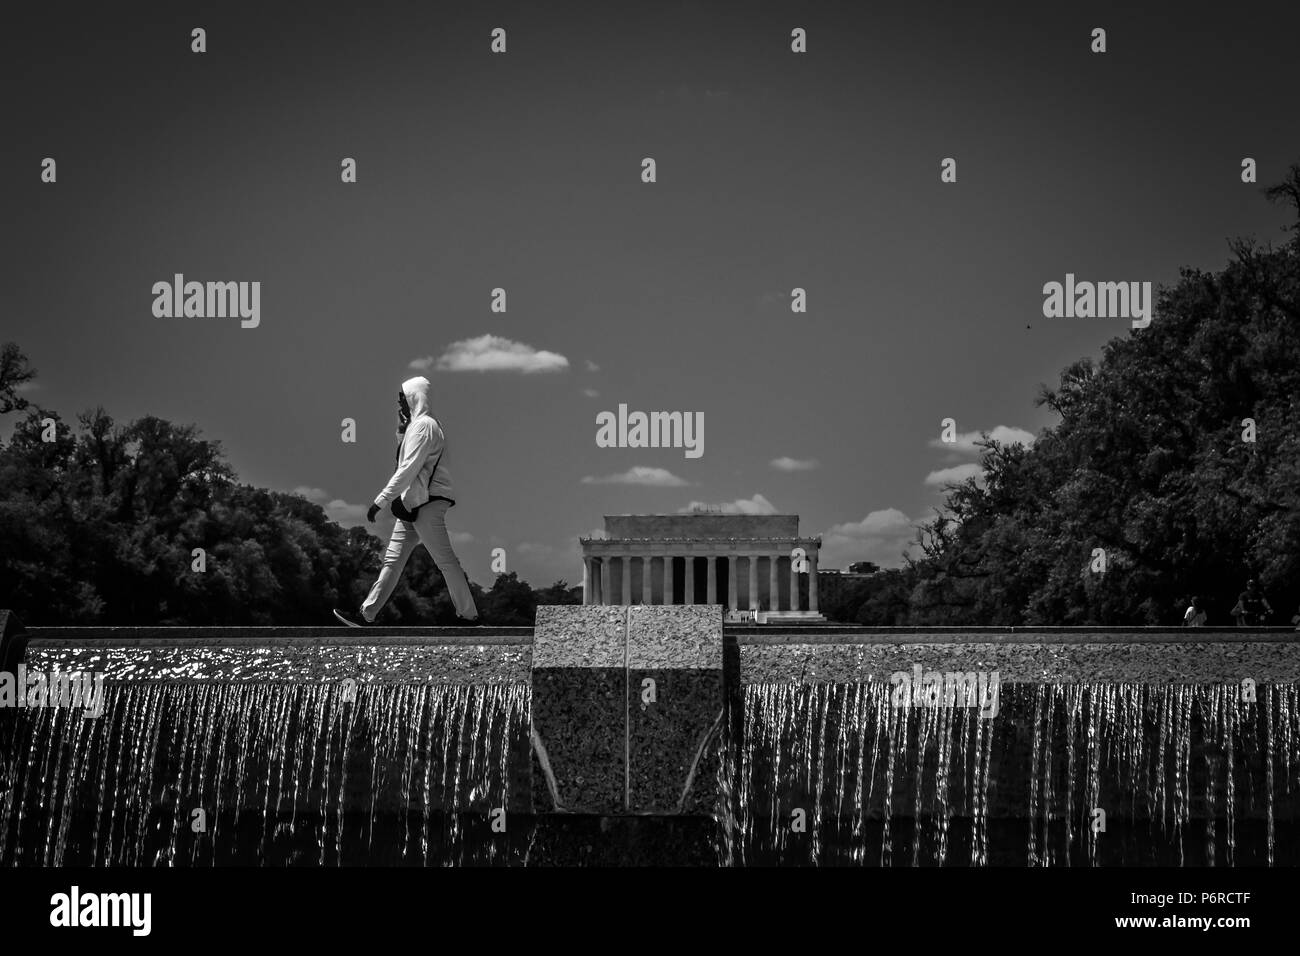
[374, 421, 436, 508]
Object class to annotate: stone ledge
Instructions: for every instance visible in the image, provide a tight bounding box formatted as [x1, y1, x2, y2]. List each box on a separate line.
[739, 640, 1300, 684]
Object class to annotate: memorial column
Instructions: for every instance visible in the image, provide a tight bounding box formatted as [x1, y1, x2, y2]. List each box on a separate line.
[641, 556, 652, 606]
[769, 555, 780, 611]
[727, 556, 738, 611]
[789, 556, 799, 612]
[747, 553, 759, 611]
[808, 550, 819, 614]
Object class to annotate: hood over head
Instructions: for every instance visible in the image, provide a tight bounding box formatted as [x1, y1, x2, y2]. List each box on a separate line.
[401, 376, 432, 419]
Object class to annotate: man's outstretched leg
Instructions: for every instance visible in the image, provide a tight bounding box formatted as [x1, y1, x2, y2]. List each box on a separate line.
[334, 520, 419, 626]
[413, 499, 479, 621]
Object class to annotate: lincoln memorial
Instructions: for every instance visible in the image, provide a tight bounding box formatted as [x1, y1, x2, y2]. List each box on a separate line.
[578, 513, 824, 620]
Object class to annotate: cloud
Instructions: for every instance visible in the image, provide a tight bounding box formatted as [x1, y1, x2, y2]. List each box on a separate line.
[585, 359, 600, 373]
[582, 388, 600, 399]
[770, 456, 819, 472]
[929, 425, 1035, 456]
[14, 381, 40, 393]
[293, 486, 369, 526]
[451, 531, 474, 545]
[819, 508, 918, 569]
[582, 466, 690, 487]
[678, 493, 776, 515]
[411, 335, 569, 374]
[924, 463, 984, 487]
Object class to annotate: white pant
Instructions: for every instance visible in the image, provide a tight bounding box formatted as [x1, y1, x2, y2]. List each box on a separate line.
[361, 499, 478, 621]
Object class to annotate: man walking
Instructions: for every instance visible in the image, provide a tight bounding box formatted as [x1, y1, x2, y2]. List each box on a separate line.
[334, 375, 479, 625]
[1232, 578, 1273, 626]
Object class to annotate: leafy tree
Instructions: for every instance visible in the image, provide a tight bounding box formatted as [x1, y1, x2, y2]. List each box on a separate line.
[0, 343, 37, 417]
[908, 163, 1300, 626]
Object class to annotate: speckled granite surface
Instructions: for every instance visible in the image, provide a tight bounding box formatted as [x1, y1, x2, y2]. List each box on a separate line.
[627, 669, 723, 813]
[739, 640, 1300, 684]
[530, 667, 625, 814]
[531, 605, 725, 814]
[627, 605, 722, 669]
[533, 605, 626, 668]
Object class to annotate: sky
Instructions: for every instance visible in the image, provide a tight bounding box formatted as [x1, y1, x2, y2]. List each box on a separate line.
[4, 0, 1299, 588]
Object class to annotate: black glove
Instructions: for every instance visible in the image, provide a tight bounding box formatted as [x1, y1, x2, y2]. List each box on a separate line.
[366, 503, 381, 523]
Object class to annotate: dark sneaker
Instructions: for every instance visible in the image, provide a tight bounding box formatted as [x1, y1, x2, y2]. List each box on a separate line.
[333, 608, 370, 627]
[454, 616, 483, 627]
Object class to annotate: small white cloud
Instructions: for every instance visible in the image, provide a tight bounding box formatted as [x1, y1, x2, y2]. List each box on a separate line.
[293, 486, 369, 526]
[451, 531, 474, 545]
[582, 388, 600, 399]
[929, 426, 1035, 456]
[819, 508, 918, 569]
[770, 456, 819, 472]
[14, 381, 40, 393]
[411, 334, 569, 374]
[924, 463, 984, 486]
[678, 493, 776, 515]
[582, 466, 690, 487]
[585, 359, 600, 373]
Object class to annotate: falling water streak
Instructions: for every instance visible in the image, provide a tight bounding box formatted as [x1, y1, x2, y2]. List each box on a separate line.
[1084, 689, 1100, 866]
[316, 687, 339, 866]
[1264, 685, 1275, 867]
[972, 710, 993, 868]
[1026, 687, 1043, 866]
[909, 697, 930, 867]
[808, 684, 829, 863]
[932, 703, 953, 866]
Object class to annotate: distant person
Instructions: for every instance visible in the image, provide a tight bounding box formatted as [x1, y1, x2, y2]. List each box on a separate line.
[1291, 603, 1300, 631]
[1183, 597, 1207, 627]
[1231, 578, 1272, 626]
[333, 376, 479, 626]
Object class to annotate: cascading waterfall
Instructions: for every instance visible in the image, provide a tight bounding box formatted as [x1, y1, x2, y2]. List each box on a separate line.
[6, 643, 1299, 867]
[0, 681, 530, 866]
[717, 681, 1300, 866]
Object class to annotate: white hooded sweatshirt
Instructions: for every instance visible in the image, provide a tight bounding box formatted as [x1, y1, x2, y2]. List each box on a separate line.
[373, 376, 455, 513]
